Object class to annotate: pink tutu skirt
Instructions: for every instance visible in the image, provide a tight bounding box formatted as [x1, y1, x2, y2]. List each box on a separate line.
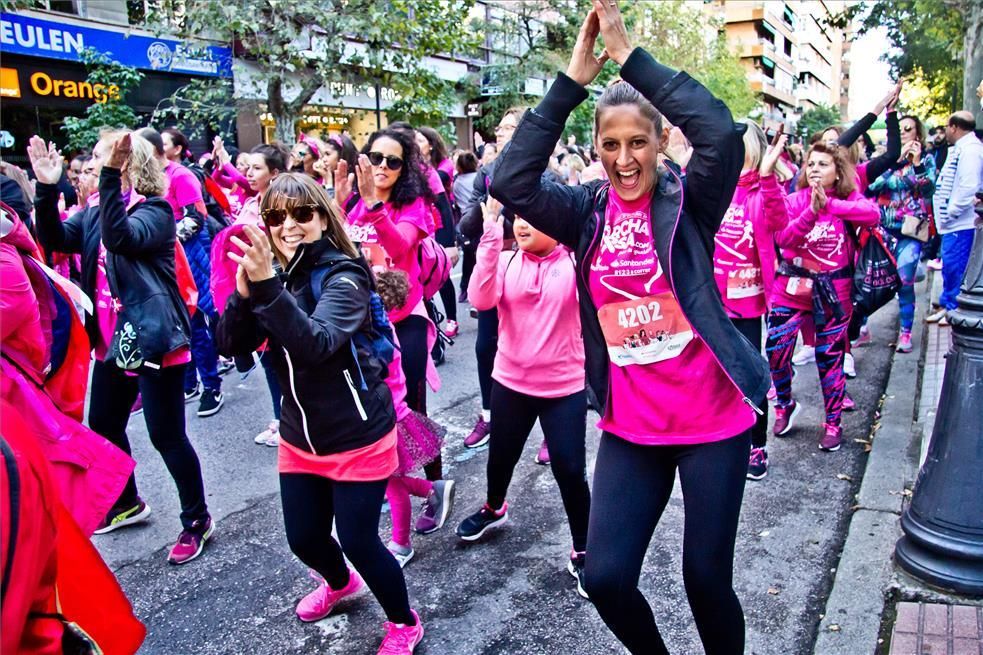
[395, 410, 445, 475]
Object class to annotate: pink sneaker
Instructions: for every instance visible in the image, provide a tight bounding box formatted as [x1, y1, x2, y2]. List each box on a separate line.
[820, 423, 842, 452]
[766, 385, 777, 402]
[896, 330, 913, 353]
[464, 416, 490, 448]
[296, 568, 363, 622]
[378, 609, 424, 654]
[534, 440, 550, 465]
[842, 391, 856, 412]
[444, 320, 459, 338]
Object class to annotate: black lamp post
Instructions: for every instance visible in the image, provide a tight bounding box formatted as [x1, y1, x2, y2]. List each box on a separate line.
[895, 217, 983, 595]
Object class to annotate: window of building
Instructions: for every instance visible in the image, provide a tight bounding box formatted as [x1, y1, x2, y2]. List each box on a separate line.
[756, 20, 776, 45]
[784, 38, 793, 58]
[783, 5, 796, 29]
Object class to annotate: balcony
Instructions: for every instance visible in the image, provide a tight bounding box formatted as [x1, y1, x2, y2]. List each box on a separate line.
[751, 78, 796, 108]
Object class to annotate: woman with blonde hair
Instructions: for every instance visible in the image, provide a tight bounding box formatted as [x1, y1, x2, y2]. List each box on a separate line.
[215, 173, 424, 654]
[31, 131, 213, 565]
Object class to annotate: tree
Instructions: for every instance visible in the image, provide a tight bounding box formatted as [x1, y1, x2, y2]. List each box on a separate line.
[798, 103, 842, 140]
[146, 0, 478, 142]
[61, 49, 144, 152]
[832, 0, 980, 123]
[151, 78, 236, 141]
[627, 1, 758, 119]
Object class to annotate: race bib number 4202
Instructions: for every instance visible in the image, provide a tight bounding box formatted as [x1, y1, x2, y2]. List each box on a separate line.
[596, 292, 694, 367]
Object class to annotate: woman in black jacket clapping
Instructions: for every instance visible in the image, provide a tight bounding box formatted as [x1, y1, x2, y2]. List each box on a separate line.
[30, 132, 212, 565]
[215, 173, 423, 652]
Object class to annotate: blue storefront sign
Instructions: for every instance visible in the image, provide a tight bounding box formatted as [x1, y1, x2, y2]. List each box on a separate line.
[0, 12, 232, 78]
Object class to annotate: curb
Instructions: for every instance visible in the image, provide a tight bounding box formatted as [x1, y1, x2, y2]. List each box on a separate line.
[812, 279, 927, 655]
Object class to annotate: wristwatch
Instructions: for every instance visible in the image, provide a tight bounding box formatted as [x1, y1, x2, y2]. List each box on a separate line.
[367, 200, 384, 213]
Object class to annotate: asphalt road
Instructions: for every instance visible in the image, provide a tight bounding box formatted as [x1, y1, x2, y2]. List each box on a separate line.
[95, 276, 898, 655]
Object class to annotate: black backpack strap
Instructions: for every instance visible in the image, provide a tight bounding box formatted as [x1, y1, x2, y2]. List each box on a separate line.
[1, 436, 21, 604]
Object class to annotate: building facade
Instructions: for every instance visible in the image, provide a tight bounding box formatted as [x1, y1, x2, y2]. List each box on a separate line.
[0, 4, 233, 160]
[706, 0, 852, 135]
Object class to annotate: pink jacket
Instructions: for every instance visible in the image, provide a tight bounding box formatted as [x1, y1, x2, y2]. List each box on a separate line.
[0, 217, 133, 537]
[730, 171, 788, 310]
[212, 162, 254, 215]
[468, 221, 585, 398]
[772, 188, 880, 309]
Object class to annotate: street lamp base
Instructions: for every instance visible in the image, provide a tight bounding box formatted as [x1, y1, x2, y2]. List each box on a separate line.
[896, 534, 983, 596]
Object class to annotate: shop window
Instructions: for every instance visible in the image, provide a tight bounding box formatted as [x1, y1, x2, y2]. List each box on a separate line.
[45, 0, 78, 14]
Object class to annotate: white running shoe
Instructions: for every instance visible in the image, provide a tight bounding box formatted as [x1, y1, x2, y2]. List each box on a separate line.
[792, 346, 816, 366]
[843, 353, 856, 379]
[254, 421, 280, 447]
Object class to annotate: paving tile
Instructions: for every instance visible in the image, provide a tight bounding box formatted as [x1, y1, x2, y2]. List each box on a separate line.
[895, 602, 921, 634]
[920, 633, 948, 653]
[952, 605, 979, 639]
[953, 637, 980, 655]
[888, 631, 918, 655]
[922, 603, 948, 635]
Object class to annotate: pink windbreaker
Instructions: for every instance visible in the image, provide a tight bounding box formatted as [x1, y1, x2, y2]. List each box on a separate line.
[468, 221, 584, 398]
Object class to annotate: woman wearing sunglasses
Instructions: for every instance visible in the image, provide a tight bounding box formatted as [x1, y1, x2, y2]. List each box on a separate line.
[342, 129, 455, 531]
[215, 173, 424, 654]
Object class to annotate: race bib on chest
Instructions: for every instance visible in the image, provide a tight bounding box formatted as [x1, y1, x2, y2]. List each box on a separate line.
[597, 292, 694, 367]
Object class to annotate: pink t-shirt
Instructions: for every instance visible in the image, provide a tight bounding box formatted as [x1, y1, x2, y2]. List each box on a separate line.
[467, 221, 585, 398]
[713, 185, 767, 319]
[345, 197, 428, 324]
[588, 191, 754, 445]
[234, 195, 262, 228]
[164, 161, 203, 222]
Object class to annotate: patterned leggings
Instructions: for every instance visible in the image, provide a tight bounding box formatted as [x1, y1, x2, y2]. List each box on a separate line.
[766, 305, 850, 428]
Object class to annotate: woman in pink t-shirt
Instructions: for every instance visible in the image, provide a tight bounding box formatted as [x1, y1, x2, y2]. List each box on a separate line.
[765, 143, 879, 452]
[713, 121, 790, 481]
[488, 4, 770, 654]
[341, 129, 446, 509]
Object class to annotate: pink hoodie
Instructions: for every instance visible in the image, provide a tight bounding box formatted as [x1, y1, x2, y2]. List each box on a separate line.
[468, 221, 584, 398]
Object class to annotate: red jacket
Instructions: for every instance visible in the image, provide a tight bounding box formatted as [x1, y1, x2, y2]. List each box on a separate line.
[1, 400, 146, 655]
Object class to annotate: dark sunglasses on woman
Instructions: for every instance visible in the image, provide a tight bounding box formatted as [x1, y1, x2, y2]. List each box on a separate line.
[261, 203, 319, 227]
[367, 151, 403, 170]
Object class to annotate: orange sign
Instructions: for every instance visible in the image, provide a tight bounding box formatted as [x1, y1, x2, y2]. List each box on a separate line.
[0, 68, 21, 98]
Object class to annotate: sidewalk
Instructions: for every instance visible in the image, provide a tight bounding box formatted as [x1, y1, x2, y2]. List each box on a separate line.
[813, 271, 983, 655]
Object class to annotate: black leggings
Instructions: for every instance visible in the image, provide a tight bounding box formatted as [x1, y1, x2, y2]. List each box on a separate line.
[730, 317, 768, 448]
[87, 359, 208, 530]
[279, 474, 413, 624]
[487, 382, 591, 552]
[438, 277, 457, 322]
[475, 308, 499, 411]
[585, 431, 750, 655]
[394, 314, 442, 480]
[460, 244, 476, 295]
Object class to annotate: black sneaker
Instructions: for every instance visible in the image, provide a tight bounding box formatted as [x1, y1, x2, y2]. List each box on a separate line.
[184, 382, 202, 403]
[197, 389, 224, 417]
[567, 551, 588, 599]
[93, 499, 152, 534]
[456, 502, 508, 542]
[747, 447, 768, 481]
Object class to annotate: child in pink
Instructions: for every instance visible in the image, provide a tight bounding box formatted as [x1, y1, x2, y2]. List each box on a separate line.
[455, 201, 591, 599]
[376, 271, 453, 568]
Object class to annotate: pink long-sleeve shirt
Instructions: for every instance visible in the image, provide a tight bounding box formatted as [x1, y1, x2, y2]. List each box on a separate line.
[771, 188, 880, 311]
[468, 221, 584, 398]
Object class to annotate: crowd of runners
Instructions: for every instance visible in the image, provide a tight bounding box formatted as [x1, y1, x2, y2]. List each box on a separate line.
[3, 0, 982, 653]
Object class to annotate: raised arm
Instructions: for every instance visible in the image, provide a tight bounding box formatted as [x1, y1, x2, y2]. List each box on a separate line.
[467, 201, 508, 311]
[27, 136, 84, 254]
[99, 167, 174, 256]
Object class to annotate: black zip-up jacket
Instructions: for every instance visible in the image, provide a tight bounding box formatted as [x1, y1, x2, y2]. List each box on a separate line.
[35, 168, 191, 362]
[215, 238, 396, 456]
[490, 48, 770, 414]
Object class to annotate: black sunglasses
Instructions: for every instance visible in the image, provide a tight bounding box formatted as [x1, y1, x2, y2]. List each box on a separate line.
[367, 151, 404, 170]
[294, 148, 310, 158]
[261, 203, 319, 227]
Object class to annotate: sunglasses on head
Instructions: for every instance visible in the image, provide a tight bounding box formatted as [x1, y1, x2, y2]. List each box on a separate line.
[367, 151, 403, 170]
[261, 203, 319, 227]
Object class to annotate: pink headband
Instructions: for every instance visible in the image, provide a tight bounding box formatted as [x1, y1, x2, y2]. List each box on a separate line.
[328, 135, 343, 149]
[297, 136, 320, 159]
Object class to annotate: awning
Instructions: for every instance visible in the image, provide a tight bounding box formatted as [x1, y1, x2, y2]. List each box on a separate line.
[760, 20, 777, 36]
[761, 56, 775, 68]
